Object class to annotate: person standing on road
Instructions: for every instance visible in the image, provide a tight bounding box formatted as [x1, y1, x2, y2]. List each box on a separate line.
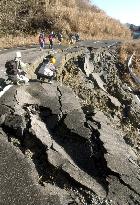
[57, 32, 63, 45]
[48, 31, 55, 49]
[39, 32, 45, 50]
[69, 33, 76, 44]
[75, 33, 80, 42]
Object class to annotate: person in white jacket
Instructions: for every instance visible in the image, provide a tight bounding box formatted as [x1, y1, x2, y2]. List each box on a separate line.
[38, 56, 56, 83]
[14, 51, 29, 84]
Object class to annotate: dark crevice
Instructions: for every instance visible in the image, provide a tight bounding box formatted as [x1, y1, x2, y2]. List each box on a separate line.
[22, 103, 108, 190]
[2, 100, 138, 203]
[1, 103, 15, 112]
[33, 107, 108, 193]
[1, 44, 140, 205]
[51, 117, 95, 176]
[45, 167, 99, 204]
[107, 169, 140, 197]
[2, 125, 21, 141]
[77, 55, 85, 74]
[84, 119, 109, 193]
[129, 194, 140, 205]
[1, 105, 102, 204]
[81, 104, 95, 117]
[84, 111, 140, 197]
[57, 86, 63, 116]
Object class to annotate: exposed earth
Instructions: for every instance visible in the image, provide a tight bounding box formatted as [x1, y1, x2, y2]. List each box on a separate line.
[0, 40, 140, 205]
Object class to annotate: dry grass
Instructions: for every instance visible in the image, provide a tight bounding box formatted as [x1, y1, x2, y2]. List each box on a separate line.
[0, 0, 132, 48]
[0, 35, 38, 48]
[46, 4, 131, 40]
[117, 40, 140, 95]
[119, 40, 140, 79]
[0, 34, 68, 48]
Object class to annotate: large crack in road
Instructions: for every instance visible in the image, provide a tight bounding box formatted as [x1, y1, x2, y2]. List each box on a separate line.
[0, 41, 140, 205]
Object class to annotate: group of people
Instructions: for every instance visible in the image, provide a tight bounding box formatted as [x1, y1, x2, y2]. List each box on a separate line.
[39, 31, 63, 50]
[5, 52, 56, 85]
[5, 30, 80, 86]
[69, 33, 80, 44]
[39, 31, 80, 50]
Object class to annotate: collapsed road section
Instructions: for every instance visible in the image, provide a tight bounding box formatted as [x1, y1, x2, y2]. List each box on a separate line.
[0, 41, 140, 205]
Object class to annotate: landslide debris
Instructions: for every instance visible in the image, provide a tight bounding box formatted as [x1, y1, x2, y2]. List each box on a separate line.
[0, 43, 140, 205]
[61, 45, 140, 150]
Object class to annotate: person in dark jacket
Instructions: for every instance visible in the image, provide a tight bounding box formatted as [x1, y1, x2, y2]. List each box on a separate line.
[75, 33, 80, 42]
[39, 32, 45, 50]
[5, 51, 29, 85]
[57, 32, 63, 45]
[48, 31, 54, 49]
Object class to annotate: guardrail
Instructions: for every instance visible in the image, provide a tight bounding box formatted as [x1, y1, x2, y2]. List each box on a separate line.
[128, 52, 140, 84]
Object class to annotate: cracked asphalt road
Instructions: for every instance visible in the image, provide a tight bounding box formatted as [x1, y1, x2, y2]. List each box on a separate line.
[0, 40, 119, 80]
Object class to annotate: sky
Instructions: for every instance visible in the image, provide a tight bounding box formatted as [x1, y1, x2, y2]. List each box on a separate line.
[91, 0, 140, 26]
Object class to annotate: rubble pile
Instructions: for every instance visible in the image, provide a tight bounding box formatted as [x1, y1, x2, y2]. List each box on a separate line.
[0, 43, 140, 205]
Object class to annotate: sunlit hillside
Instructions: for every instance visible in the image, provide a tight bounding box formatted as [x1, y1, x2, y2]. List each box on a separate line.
[0, 0, 131, 47]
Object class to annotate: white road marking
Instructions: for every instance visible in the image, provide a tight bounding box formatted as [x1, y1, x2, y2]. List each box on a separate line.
[0, 85, 13, 98]
[135, 95, 140, 104]
[107, 42, 117, 48]
[94, 41, 100, 43]
[128, 52, 140, 84]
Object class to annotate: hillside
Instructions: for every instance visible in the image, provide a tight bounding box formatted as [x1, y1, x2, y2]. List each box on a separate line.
[0, 0, 131, 47]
